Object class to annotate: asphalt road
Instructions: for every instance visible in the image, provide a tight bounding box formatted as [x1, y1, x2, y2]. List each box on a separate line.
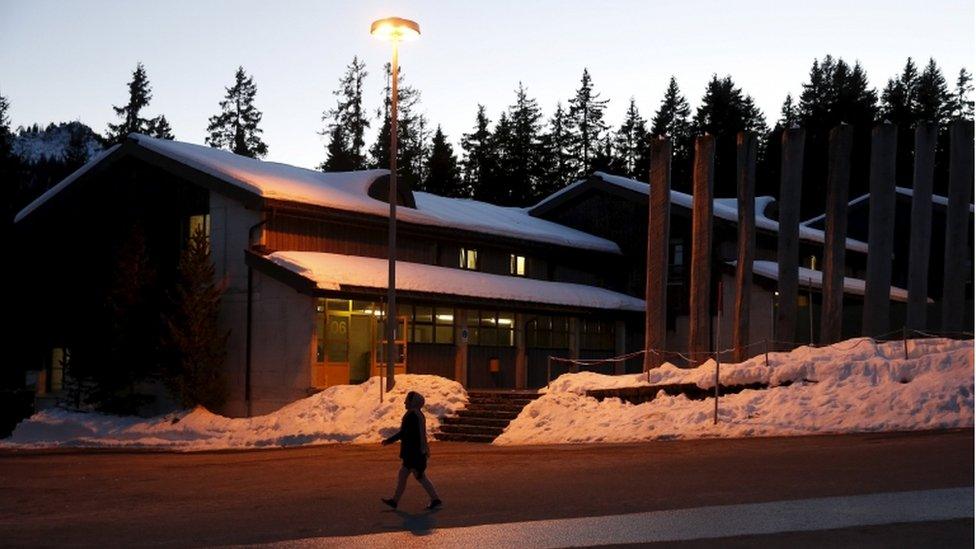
[0, 429, 972, 547]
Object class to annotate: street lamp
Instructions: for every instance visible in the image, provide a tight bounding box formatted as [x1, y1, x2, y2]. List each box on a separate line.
[371, 16, 420, 392]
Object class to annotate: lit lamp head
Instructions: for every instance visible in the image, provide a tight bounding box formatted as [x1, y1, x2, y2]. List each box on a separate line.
[370, 17, 420, 42]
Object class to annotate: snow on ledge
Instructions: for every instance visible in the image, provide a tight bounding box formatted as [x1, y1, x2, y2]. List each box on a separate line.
[495, 337, 974, 445]
[741, 259, 917, 303]
[266, 251, 647, 312]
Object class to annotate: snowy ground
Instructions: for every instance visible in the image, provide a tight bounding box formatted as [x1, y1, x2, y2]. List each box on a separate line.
[3, 338, 972, 451]
[1, 375, 466, 452]
[496, 337, 974, 445]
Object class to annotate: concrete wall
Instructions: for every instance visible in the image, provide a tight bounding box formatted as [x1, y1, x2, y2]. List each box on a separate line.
[244, 270, 316, 416]
[210, 192, 260, 417]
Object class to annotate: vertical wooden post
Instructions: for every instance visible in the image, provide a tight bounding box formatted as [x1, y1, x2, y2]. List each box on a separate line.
[906, 124, 938, 330]
[776, 128, 805, 350]
[453, 308, 468, 387]
[515, 312, 527, 389]
[820, 124, 853, 344]
[862, 123, 898, 337]
[733, 132, 757, 362]
[644, 137, 672, 371]
[689, 135, 716, 362]
[941, 120, 975, 333]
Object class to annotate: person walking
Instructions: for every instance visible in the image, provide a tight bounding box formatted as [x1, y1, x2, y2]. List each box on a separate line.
[381, 391, 442, 510]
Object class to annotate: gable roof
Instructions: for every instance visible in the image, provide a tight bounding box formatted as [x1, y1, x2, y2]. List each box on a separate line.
[15, 134, 621, 254]
[802, 186, 975, 228]
[531, 172, 870, 254]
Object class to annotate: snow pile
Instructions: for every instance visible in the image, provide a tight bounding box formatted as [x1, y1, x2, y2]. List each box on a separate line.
[495, 338, 974, 445]
[1, 375, 466, 452]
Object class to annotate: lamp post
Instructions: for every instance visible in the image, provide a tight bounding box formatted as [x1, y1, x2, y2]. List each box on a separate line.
[371, 16, 420, 392]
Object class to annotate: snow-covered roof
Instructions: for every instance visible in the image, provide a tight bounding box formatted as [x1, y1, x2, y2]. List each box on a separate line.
[265, 251, 646, 312]
[535, 172, 869, 254]
[802, 186, 976, 227]
[741, 259, 920, 303]
[15, 134, 621, 254]
[14, 144, 121, 223]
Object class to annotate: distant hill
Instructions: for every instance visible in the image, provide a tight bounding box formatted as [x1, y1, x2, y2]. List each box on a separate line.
[13, 121, 104, 164]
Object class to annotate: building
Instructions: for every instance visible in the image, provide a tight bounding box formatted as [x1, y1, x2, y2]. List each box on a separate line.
[14, 135, 939, 417]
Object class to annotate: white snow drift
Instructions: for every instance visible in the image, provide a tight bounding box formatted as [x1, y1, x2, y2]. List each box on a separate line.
[2, 375, 466, 452]
[495, 337, 974, 445]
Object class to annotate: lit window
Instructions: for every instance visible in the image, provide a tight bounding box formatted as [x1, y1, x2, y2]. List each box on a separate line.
[459, 248, 478, 270]
[808, 255, 817, 270]
[188, 214, 210, 240]
[510, 254, 526, 276]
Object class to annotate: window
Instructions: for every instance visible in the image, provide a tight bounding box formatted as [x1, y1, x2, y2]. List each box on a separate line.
[187, 214, 211, 242]
[808, 255, 818, 270]
[510, 254, 526, 276]
[581, 319, 615, 351]
[463, 309, 514, 346]
[525, 316, 570, 348]
[672, 243, 684, 266]
[459, 248, 478, 270]
[407, 305, 455, 344]
[49, 347, 68, 393]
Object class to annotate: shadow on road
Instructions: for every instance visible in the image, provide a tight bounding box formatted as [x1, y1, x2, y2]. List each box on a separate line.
[387, 508, 441, 536]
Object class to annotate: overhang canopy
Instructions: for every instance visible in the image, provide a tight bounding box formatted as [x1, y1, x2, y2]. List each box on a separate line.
[252, 251, 646, 313]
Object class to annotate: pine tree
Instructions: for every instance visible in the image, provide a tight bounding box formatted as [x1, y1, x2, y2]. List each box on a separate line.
[106, 63, 153, 144]
[63, 124, 91, 170]
[650, 77, 693, 190]
[567, 68, 609, 176]
[147, 115, 174, 140]
[320, 57, 369, 171]
[915, 58, 953, 124]
[460, 105, 495, 199]
[422, 126, 461, 196]
[482, 112, 513, 204]
[206, 67, 268, 158]
[164, 228, 229, 410]
[536, 102, 575, 198]
[797, 56, 878, 216]
[952, 67, 973, 120]
[1, 93, 21, 231]
[880, 58, 918, 124]
[692, 75, 767, 196]
[779, 94, 799, 127]
[952, 68, 975, 120]
[368, 62, 427, 189]
[612, 98, 649, 180]
[504, 83, 543, 204]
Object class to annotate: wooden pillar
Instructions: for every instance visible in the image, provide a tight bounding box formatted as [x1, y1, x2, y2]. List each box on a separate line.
[644, 137, 671, 371]
[568, 317, 580, 372]
[689, 135, 715, 362]
[941, 120, 975, 332]
[776, 128, 805, 349]
[906, 124, 938, 330]
[515, 313, 527, 389]
[453, 308, 468, 387]
[862, 123, 898, 337]
[820, 124, 853, 344]
[733, 132, 757, 363]
[614, 319, 627, 375]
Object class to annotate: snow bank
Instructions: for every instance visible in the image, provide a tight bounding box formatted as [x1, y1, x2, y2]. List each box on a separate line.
[1, 375, 466, 452]
[495, 338, 974, 445]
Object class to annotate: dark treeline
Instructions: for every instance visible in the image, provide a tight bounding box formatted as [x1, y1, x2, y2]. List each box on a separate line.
[320, 55, 973, 216]
[2, 55, 974, 228]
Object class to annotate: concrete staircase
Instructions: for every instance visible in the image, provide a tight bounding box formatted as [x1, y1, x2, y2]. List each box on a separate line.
[434, 390, 540, 443]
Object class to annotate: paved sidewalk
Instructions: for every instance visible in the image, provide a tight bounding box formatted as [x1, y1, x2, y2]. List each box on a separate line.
[0, 430, 972, 547]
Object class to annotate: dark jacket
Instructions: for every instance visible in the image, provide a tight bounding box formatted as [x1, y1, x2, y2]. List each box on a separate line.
[384, 411, 424, 460]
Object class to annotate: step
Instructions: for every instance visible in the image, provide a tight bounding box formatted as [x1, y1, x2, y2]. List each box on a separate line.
[467, 396, 536, 407]
[437, 424, 505, 436]
[463, 402, 526, 412]
[467, 391, 541, 400]
[433, 432, 497, 443]
[455, 409, 521, 421]
[440, 416, 510, 428]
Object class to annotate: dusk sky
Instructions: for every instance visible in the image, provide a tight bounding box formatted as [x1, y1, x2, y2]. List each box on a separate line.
[2, 0, 973, 169]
